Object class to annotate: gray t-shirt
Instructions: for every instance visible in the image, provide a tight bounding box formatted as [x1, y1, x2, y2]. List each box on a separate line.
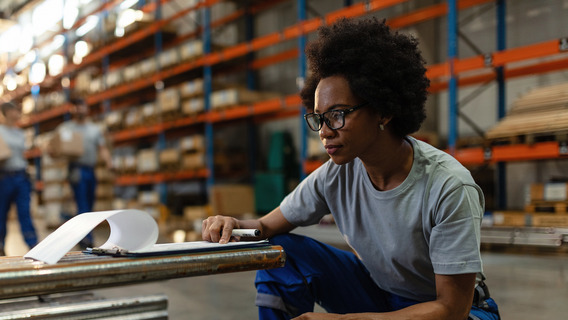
[280, 136, 484, 302]
[58, 121, 105, 167]
[0, 125, 27, 171]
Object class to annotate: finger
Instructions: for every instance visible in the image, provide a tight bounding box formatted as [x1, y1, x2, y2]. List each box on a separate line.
[209, 219, 224, 243]
[219, 219, 238, 244]
[201, 219, 211, 241]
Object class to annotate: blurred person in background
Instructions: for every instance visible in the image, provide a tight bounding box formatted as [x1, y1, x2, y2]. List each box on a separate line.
[0, 102, 38, 256]
[56, 98, 112, 249]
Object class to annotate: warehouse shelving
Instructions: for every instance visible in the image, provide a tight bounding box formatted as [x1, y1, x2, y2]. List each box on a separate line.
[5, 1, 567, 231]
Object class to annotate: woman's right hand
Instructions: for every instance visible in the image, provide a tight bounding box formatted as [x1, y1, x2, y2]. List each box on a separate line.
[201, 215, 240, 244]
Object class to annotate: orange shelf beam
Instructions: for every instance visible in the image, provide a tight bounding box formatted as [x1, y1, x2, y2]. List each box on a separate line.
[18, 104, 71, 128]
[111, 94, 302, 143]
[451, 141, 568, 165]
[429, 55, 568, 93]
[115, 168, 209, 186]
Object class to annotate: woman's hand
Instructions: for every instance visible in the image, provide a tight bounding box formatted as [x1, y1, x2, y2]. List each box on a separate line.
[201, 215, 240, 244]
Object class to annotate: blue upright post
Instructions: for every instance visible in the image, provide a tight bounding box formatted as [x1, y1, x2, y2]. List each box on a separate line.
[203, 6, 214, 187]
[496, 0, 507, 209]
[245, 8, 256, 182]
[154, 0, 167, 205]
[298, 0, 307, 180]
[447, 0, 458, 155]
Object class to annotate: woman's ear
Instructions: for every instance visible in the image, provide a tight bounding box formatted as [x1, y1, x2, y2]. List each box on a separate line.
[379, 116, 393, 130]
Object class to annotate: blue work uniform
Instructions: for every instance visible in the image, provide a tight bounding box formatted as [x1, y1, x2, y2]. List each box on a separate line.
[58, 121, 105, 247]
[0, 125, 38, 252]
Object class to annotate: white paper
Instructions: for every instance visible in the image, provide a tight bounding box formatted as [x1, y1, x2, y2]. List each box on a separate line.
[24, 209, 267, 265]
[25, 209, 159, 265]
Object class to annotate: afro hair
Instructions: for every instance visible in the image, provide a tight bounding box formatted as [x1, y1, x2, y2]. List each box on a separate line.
[300, 17, 430, 138]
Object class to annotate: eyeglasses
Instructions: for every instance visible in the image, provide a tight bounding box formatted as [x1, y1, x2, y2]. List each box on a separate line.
[304, 102, 368, 131]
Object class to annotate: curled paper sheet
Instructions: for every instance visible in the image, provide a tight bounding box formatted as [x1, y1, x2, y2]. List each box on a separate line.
[24, 209, 158, 264]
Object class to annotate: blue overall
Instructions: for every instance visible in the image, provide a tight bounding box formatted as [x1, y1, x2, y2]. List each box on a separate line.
[0, 171, 38, 250]
[255, 234, 500, 320]
[69, 164, 97, 245]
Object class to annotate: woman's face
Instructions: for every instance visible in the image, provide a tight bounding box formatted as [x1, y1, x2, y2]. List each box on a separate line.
[314, 75, 382, 165]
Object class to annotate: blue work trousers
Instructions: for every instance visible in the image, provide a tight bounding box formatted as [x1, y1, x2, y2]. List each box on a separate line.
[69, 165, 97, 244]
[255, 234, 500, 320]
[0, 171, 38, 249]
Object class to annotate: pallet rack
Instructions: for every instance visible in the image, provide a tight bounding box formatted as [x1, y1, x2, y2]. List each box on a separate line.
[3, 1, 568, 243]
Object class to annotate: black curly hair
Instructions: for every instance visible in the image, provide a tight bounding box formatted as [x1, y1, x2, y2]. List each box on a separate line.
[300, 17, 429, 138]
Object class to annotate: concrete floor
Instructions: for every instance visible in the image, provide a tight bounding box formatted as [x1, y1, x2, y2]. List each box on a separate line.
[4, 218, 568, 319]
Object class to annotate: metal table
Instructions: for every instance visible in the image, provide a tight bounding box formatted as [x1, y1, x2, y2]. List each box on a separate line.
[0, 245, 285, 300]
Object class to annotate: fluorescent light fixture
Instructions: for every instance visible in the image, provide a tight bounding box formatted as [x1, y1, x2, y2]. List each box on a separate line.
[120, 0, 139, 10]
[115, 27, 125, 38]
[48, 54, 66, 76]
[76, 15, 100, 37]
[63, 0, 79, 29]
[74, 40, 90, 58]
[25, 50, 37, 63]
[29, 61, 47, 84]
[3, 71, 17, 91]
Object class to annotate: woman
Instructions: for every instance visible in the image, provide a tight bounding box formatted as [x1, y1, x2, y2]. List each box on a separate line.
[202, 18, 499, 320]
[0, 102, 38, 256]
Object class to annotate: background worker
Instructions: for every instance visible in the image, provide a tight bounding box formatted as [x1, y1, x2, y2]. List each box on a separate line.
[56, 98, 112, 248]
[0, 102, 38, 256]
[202, 18, 500, 320]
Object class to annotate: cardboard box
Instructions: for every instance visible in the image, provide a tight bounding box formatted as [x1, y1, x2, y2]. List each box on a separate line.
[48, 130, 84, 158]
[158, 47, 179, 69]
[181, 98, 204, 115]
[492, 211, 528, 227]
[124, 108, 142, 128]
[141, 103, 158, 122]
[182, 152, 206, 170]
[531, 214, 568, 227]
[180, 135, 205, 152]
[159, 148, 181, 166]
[158, 88, 180, 113]
[179, 40, 203, 61]
[183, 205, 208, 221]
[137, 149, 158, 173]
[544, 183, 568, 201]
[138, 191, 160, 205]
[179, 79, 204, 98]
[209, 184, 255, 216]
[0, 136, 12, 161]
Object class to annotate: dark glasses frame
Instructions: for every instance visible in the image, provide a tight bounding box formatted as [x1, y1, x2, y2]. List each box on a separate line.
[303, 102, 369, 131]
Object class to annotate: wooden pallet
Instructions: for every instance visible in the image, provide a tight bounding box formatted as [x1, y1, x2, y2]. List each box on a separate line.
[486, 82, 568, 144]
[525, 201, 568, 214]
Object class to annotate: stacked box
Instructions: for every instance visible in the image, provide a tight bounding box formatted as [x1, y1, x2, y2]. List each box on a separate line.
[180, 134, 206, 170]
[159, 148, 181, 169]
[158, 87, 180, 115]
[492, 211, 528, 227]
[124, 108, 142, 128]
[209, 184, 255, 217]
[141, 102, 158, 124]
[139, 58, 157, 76]
[210, 87, 268, 110]
[179, 40, 204, 61]
[179, 79, 204, 98]
[123, 64, 141, 82]
[158, 47, 180, 69]
[106, 69, 123, 88]
[137, 149, 158, 173]
[105, 110, 123, 131]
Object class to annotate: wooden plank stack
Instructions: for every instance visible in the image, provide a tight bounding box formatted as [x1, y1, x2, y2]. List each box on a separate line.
[486, 82, 568, 143]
